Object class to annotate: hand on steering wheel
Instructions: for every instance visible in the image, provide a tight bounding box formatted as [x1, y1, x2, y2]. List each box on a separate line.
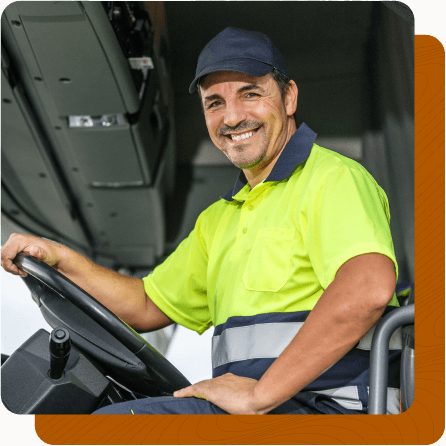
[14, 253, 191, 394]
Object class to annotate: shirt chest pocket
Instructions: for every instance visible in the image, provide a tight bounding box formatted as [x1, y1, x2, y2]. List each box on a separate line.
[243, 228, 295, 292]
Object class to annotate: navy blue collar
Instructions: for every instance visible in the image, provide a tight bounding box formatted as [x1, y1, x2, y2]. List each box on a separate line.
[222, 122, 317, 201]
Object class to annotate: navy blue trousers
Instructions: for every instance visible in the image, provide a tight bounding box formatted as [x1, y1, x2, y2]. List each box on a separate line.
[93, 392, 363, 415]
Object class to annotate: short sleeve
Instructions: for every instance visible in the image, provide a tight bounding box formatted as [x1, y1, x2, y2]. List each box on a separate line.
[304, 164, 398, 290]
[143, 213, 212, 334]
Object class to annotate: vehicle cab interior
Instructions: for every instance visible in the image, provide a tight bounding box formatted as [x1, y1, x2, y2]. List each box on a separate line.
[1, 1, 414, 415]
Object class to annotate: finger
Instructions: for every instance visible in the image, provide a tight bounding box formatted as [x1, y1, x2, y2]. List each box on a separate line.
[2, 241, 33, 276]
[175, 383, 212, 401]
[18, 270, 28, 277]
[173, 385, 201, 398]
[1, 258, 21, 275]
[16, 245, 49, 264]
[2, 261, 27, 277]
[28, 244, 58, 266]
[1, 237, 27, 265]
[28, 245, 44, 260]
[173, 387, 191, 398]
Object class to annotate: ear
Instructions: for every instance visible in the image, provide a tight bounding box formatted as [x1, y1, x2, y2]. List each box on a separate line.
[284, 80, 298, 116]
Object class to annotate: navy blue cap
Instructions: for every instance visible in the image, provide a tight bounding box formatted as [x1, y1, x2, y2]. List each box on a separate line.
[189, 27, 290, 93]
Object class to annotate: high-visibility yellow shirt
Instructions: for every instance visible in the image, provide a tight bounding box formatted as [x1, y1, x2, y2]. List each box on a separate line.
[143, 124, 398, 334]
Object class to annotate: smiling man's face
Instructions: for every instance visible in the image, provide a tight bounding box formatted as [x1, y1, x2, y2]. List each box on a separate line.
[200, 71, 297, 182]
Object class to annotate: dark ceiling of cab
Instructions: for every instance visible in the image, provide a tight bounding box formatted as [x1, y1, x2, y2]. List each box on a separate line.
[164, 1, 374, 95]
[162, 1, 376, 164]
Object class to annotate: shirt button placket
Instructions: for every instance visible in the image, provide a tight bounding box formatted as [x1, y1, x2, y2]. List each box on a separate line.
[240, 198, 256, 236]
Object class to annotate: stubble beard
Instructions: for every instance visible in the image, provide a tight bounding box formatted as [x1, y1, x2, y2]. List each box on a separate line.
[222, 130, 269, 169]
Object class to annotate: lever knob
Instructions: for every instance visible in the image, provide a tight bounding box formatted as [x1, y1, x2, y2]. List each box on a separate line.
[49, 328, 71, 380]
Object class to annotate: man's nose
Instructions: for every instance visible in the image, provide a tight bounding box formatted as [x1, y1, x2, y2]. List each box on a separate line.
[224, 99, 246, 128]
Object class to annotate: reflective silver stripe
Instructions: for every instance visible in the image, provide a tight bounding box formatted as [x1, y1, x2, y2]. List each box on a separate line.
[386, 388, 401, 414]
[312, 386, 363, 411]
[358, 326, 403, 350]
[213, 321, 401, 414]
[314, 386, 400, 413]
[212, 322, 304, 369]
[213, 319, 402, 368]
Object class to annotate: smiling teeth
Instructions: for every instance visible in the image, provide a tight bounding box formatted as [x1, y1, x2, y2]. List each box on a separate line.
[231, 131, 254, 141]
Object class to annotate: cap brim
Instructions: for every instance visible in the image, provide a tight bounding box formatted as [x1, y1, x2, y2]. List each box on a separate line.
[189, 59, 273, 93]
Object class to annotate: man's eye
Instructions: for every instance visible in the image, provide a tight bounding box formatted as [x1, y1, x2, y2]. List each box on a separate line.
[208, 101, 222, 109]
[245, 93, 259, 98]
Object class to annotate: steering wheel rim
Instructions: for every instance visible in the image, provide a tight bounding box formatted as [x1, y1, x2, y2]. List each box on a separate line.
[13, 252, 191, 393]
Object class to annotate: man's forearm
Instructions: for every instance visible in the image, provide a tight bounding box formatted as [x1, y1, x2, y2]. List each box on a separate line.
[1, 233, 172, 333]
[250, 283, 386, 413]
[54, 244, 173, 332]
[55, 244, 148, 329]
[250, 253, 396, 414]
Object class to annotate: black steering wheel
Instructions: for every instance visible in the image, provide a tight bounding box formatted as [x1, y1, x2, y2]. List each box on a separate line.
[13, 252, 191, 395]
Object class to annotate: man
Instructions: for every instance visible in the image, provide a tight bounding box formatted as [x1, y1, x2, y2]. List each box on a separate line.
[1, 27, 401, 415]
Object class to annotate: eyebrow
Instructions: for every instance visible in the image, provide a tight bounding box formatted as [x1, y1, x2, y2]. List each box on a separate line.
[204, 94, 222, 106]
[238, 83, 264, 94]
[203, 83, 265, 106]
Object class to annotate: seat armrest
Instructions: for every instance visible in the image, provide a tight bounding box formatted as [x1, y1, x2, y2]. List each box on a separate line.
[368, 304, 415, 414]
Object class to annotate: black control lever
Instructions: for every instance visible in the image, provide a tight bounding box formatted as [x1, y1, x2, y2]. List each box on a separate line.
[49, 328, 71, 380]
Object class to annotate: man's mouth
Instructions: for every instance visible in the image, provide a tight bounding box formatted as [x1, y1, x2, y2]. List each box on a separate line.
[225, 127, 260, 142]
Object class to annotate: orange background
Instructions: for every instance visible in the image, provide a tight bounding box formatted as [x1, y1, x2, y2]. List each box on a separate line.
[34, 35, 445, 445]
